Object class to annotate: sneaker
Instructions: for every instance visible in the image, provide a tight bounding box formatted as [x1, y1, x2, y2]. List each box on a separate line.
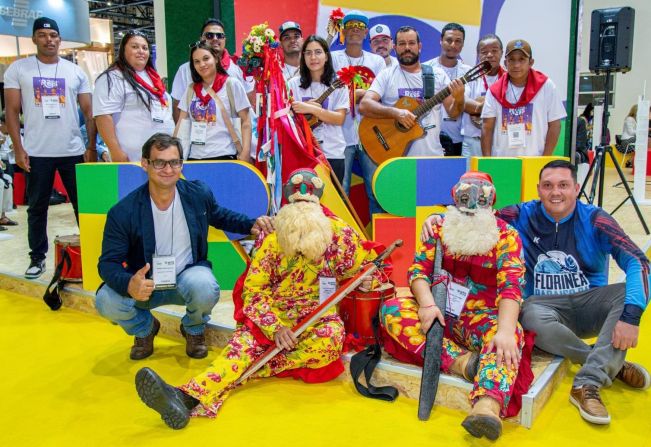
[25, 259, 46, 279]
[569, 385, 610, 425]
[616, 361, 651, 390]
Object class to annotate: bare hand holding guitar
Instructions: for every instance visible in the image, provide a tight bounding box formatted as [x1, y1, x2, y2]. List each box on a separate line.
[292, 101, 322, 116]
[395, 108, 417, 129]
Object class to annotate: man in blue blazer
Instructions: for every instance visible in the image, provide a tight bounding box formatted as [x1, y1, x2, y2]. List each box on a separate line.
[96, 133, 273, 360]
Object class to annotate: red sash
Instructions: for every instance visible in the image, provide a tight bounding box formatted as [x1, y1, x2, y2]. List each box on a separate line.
[193, 73, 229, 106]
[489, 68, 548, 109]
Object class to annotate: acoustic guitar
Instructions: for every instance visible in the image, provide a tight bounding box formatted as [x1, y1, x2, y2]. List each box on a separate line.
[358, 61, 490, 165]
[304, 79, 345, 130]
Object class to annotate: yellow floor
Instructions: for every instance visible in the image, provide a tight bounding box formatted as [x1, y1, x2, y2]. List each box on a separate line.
[1, 290, 650, 447]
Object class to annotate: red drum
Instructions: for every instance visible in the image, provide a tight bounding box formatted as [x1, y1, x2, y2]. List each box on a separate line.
[54, 235, 83, 282]
[339, 282, 395, 344]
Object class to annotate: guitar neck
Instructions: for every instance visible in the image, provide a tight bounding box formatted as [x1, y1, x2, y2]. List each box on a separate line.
[413, 76, 468, 119]
[314, 85, 336, 105]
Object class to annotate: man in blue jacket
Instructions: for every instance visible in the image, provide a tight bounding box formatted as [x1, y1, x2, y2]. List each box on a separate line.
[422, 159, 650, 427]
[96, 133, 272, 360]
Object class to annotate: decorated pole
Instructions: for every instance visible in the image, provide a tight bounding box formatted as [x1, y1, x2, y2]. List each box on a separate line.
[234, 239, 403, 386]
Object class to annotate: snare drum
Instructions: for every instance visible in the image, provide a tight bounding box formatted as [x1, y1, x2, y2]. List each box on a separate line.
[339, 282, 395, 344]
[54, 234, 83, 282]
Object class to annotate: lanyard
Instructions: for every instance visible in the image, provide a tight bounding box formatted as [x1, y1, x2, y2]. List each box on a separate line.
[36, 57, 59, 81]
[508, 81, 523, 104]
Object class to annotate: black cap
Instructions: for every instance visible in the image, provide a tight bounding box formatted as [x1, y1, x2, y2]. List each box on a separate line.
[33, 17, 60, 35]
[279, 21, 301, 38]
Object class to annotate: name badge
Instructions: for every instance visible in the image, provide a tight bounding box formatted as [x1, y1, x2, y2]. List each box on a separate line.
[42, 95, 61, 119]
[151, 101, 166, 123]
[507, 122, 526, 148]
[191, 121, 207, 145]
[152, 255, 176, 290]
[319, 276, 337, 304]
[445, 279, 470, 318]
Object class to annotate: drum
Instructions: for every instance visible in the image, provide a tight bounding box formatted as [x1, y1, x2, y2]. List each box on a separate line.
[54, 234, 83, 282]
[339, 282, 395, 345]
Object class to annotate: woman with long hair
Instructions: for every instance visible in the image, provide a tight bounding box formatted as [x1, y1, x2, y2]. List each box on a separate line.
[175, 42, 251, 161]
[288, 35, 349, 182]
[575, 102, 593, 163]
[93, 31, 174, 161]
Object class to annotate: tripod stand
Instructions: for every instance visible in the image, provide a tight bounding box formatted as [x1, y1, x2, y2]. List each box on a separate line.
[578, 69, 649, 234]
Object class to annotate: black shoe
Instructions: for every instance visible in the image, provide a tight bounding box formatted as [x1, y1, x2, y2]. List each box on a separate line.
[49, 189, 67, 206]
[180, 324, 208, 359]
[25, 259, 46, 279]
[135, 367, 198, 429]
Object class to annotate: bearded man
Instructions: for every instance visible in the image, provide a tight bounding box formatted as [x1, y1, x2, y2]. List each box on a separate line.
[380, 171, 527, 440]
[134, 168, 381, 429]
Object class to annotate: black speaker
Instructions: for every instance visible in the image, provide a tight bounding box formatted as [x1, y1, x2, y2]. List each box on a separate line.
[589, 7, 635, 73]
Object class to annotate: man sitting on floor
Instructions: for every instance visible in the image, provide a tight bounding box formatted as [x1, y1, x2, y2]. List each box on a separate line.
[134, 168, 382, 429]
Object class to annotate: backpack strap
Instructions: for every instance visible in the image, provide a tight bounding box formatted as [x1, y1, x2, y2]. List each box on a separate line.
[421, 63, 435, 100]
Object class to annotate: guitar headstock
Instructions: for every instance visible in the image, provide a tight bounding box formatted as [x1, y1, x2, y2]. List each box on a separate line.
[463, 61, 492, 84]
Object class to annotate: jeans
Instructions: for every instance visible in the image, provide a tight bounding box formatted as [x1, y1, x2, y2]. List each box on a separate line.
[95, 265, 219, 338]
[462, 136, 483, 157]
[342, 144, 385, 216]
[520, 283, 626, 388]
[26, 155, 83, 261]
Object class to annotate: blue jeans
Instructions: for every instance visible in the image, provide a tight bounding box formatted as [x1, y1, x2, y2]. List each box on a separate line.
[342, 144, 385, 216]
[95, 265, 219, 338]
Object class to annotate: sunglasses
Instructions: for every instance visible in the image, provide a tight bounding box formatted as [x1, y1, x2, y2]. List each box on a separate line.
[344, 22, 367, 30]
[147, 159, 183, 170]
[202, 32, 226, 40]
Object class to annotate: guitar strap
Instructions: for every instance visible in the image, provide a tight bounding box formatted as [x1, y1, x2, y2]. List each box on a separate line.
[422, 64, 435, 100]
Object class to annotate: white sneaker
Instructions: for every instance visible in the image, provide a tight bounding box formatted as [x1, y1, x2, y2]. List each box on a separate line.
[25, 259, 46, 279]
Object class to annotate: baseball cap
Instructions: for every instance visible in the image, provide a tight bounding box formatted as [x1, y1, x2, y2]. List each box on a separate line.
[342, 10, 369, 27]
[505, 39, 532, 58]
[279, 21, 301, 38]
[33, 17, 60, 35]
[370, 24, 391, 41]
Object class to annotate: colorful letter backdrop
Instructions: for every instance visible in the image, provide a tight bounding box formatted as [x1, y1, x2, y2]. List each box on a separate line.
[76, 161, 271, 291]
[372, 156, 566, 286]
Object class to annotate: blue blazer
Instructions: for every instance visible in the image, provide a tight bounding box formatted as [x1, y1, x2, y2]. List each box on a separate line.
[98, 179, 255, 296]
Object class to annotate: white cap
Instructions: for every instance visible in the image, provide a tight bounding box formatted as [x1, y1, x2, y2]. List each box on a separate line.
[370, 24, 391, 41]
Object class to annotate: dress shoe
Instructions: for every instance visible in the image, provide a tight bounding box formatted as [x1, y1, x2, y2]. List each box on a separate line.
[616, 361, 651, 390]
[135, 367, 199, 429]
[130, 318, 160, 360]
[180, 324, 208, 359]
[569, 384, 610, 425]
[461, 397, 503, 440]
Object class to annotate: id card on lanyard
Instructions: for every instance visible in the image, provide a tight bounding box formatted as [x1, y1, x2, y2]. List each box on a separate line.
[152, 254, 176, 290]
[445, 275, 470, 318]
[507, 122, 526, 148]
[191, 121, 207, 145]
[42, 95, 61, 119]
[151, 100, 167, 123]
[319, 276, 337, 304]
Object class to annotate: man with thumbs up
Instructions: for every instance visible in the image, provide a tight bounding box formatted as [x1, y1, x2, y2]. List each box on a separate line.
[96, 133, 273, 360]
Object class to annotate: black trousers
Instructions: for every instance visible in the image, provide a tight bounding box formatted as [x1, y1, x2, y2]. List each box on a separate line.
[26, 155, 83, 261]
[440, 132, 462, 156]
[328, 158, 345, 184]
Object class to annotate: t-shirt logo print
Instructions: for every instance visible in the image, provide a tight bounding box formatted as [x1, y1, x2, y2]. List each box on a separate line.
[533, 250, 590, 295]
[33, 77, 66, 106]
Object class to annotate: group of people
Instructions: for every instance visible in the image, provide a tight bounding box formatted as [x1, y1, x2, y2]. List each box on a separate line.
[2, 12, 649, 441]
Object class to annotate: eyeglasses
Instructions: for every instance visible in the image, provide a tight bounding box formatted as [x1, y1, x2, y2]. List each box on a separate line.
[344, 22, 367, 30]
[304, 49, 325, 58]
[203, 32, 226, 40]
[147, 159, 183, 170]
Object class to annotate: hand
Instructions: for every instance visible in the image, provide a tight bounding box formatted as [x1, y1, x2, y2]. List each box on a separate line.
[84, 148, 97, 163]
[127, 263, 155, 301]
[15, 148, 30, 172]
[357, 274, 374, 292]
[291, 101, 320, 115]
[612, 320, 639, 350]
[488, 330, 521, 370]
[237, 152, 252, 163]
[110, 150, 129, 162]
[449, 79, 465, 102]
[420, 215, 443, 243]
[251, 215, 274, 236]
[275, 326, 298, 351]
[395, 108, 417, 129]
[418, 304, 445, 334]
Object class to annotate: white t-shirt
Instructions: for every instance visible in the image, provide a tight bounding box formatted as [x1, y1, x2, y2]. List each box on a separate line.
[386, 56, 399, 67]
[178, 78, 251, 159]
[481, 77, 567, 156]
[622, 116, 636, 140]
[331, 50, 386, 146]
[424, 57, 471, 143]
[282, 63, 300, 82]
[151, 189, 193, 275]
[287, 77, 350, 159]
[463, 73, 501, 138]
[171, 60, 253, 100]
[368, 64, 451, 156]
[4, 56, 90, 157]
[93, 69, 175, 161]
